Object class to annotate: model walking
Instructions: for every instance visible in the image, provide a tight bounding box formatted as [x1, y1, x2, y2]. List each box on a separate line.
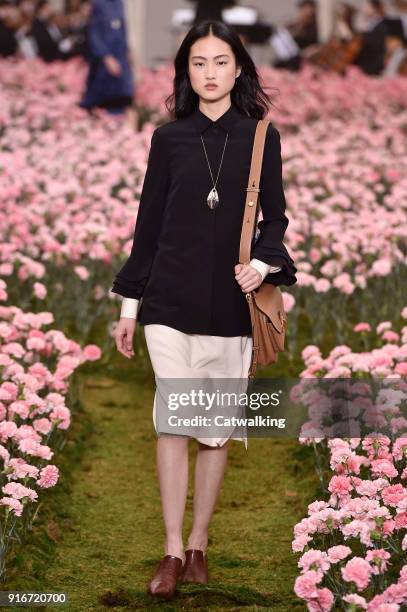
[111, 19, 297, 600]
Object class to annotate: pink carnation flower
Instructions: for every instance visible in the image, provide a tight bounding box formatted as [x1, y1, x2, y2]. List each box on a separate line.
[2, 482, 38, 502]
[37, 465, 59, 488]
[298, 549, 330, 576]
[0, 497, 23, 516]
[341, 557, 372, 591]
[82, 344, 102, 361]
[327, 545, 352, 563]
[294, 570, 321, 599]
[382, 484, 407, 508]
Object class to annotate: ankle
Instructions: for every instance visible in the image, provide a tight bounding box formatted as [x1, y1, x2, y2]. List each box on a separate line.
[186, 533, 208, 553]
[165, 538, 185, 563]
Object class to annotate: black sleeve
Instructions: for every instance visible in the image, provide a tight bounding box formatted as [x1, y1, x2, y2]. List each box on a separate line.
[111, 128, 170, 298]
[251, 124, 297, 287]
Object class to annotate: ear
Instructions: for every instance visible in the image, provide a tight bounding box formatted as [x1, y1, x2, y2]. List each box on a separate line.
[236, 67, 242, 78]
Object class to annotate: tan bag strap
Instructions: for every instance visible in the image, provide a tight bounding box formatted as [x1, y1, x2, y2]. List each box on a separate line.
[239, 119, 270, 265]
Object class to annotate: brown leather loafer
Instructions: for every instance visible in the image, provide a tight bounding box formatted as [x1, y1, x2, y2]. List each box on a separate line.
[147, 554, 184, 599]
[180, 549, 208, 584]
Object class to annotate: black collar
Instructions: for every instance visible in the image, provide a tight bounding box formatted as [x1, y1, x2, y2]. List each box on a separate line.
[191, 102, 244, 134]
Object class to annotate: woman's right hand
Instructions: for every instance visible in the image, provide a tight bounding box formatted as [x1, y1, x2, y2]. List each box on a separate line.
[114, 318, 136, 359]
[103, 54, 122, 77]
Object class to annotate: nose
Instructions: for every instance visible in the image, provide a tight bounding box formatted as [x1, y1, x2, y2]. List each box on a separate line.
[205, 64, 215, 79]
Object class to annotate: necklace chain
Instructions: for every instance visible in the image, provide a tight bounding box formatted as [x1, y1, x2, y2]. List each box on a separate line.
[200, 132, 229, 190]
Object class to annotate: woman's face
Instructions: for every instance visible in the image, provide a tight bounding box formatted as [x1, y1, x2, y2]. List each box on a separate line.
[188, 34, 241, 104]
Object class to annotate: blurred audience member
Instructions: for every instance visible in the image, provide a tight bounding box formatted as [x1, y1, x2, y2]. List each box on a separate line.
[0, 2, 20, 57]
[287, 0, 318, 50]
[392, 0, 407, 39]
[270, 25, 302, 72]
[66, 1, 91, 59]
[383, 0, 407, 74]
[30, 0, 74, 62]
[352, 0, 388, 75]
[332, 2, 358, 42]
[187, 0, 236, 25]
[307, 2, 362, 74]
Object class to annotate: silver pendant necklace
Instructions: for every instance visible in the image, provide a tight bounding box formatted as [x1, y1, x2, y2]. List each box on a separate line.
[200, 132, 229, 209]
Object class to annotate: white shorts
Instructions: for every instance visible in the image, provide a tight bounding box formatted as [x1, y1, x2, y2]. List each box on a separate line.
[144, 324, 253, 449]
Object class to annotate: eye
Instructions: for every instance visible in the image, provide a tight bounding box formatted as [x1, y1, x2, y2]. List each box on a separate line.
[194, 62, 204, 67]
[217, 61, 228, 65]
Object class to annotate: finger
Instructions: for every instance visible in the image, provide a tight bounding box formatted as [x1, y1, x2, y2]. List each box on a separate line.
[237, 270, 260, 286]
[235, 265, 251, 280]
[115, 331, 123, 352]
[242, 279, 260, 292]
[123, 330, 135, 355]
[125, 340, 134, 354]
[121, 333, 133, 355]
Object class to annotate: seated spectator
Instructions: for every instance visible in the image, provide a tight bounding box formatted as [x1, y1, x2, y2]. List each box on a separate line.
[353, 0, 389, 75]
[287, 0, 319, 50]
[383, 0, 407, 74]
[186, 0, 236, 25]
[270, 25, 302, 72]
[30, 0, 73, 62]
[14, 0, 37, 58]
[307, 2, 362, 74]
[66, 1, 91, 59]
[0, 2, 20, 57]
[331, 2, 358, 42]
[392, 0, 407, 41]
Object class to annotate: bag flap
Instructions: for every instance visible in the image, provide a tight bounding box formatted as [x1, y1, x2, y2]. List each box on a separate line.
[252, 283, 286, 333]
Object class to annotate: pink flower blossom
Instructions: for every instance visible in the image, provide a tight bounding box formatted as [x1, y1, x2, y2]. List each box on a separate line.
[82, 344, 102, 361]
[341, 557, 372, 591]
[294, 570, 321, 599]
[354, 322, 371, 333]
[37, 465, 59, 488]
[2, 482, 38, 502]
[327, 545, 352, 563]
[0, 497, 23, 516]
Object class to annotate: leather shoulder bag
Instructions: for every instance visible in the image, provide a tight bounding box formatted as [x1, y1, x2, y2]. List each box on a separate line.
[239, 119, 287, 380]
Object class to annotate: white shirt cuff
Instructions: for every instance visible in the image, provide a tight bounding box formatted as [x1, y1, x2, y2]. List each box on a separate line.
[249, 258, 282, 281]
[120, 297, 140, 319]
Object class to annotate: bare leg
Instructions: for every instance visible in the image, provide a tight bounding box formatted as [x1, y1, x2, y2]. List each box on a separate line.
[186, 440, 230, 552]
[125, 104, 139, 131]
[156, 435, 189, 563]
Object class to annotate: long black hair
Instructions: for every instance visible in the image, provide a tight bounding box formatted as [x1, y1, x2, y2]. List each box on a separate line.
[165, 20, 277, 121]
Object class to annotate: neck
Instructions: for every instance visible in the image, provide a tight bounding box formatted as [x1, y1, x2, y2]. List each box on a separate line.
[199, 97, 232, 121]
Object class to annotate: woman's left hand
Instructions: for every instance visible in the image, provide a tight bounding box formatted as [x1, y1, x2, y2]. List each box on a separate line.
[234, 263, 262, 293]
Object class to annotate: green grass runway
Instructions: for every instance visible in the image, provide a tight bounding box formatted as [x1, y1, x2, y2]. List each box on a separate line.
[3, 369, 317, 611]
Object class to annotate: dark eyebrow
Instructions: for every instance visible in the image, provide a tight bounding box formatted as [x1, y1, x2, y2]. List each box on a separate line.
[190, 54, 230, 60]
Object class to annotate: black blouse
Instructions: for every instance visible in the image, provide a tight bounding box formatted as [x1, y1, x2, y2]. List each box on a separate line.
[111, 102, 297, 336]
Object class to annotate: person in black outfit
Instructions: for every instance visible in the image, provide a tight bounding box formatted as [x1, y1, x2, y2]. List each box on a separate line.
[0, 3, 20, 57]
[287, 0, 319, 50]
[112, 100, 296, 336]
[187, 0, 236, 25]
[30, 1, 65, 62]
[353, 0, 389, 74]
[111, 19, 297, 600]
